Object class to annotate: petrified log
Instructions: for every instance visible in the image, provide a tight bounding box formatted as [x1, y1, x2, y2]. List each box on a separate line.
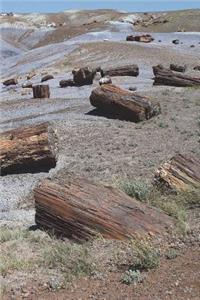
[89, 84, 161, 122]
[153, 65, 200, 87]
[34, 176, 173, 241]
[0, 123, 56, 176]
[32, 84, 50, 98]
[59, 79, 75, 88]
[170, 64, 186, 73]
[155, 154, 200, 191]
[3, 78, 18, 86]
[72, 67, 96, 86]
[41, 75, 54, 82]
[126, 34, 154, 43]
[101, 65, 139, 77]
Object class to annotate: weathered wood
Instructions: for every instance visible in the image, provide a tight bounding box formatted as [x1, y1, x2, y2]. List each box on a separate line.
[90, 84, 161, 122]
[32, 85, 50, 98]
[101, 65, 139, 77]
[153, 65, 200, 87]
[34, 176, 173, 241]
[170, 64, 186, 73]
[59, 79, 75, 88]
[3, 78, 18, 86]
[41, 75, 54, 82]
[0, 123, 56, 176]
[155, 154, 200, 191]
[72, 67, 96, 86]
[126, 34, 154, 43]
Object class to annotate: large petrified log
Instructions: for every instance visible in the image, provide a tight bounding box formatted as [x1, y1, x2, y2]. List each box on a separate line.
[32, 84, 50, 98]
[0, 123, 56, 176]
[153, 65, 200, 87]
[89, 84, 161, 122]
[155, 154, 200, 191]
[72, 67, 96, 86]
[34, 176, 173, 241]
[101, 65, 139, 77]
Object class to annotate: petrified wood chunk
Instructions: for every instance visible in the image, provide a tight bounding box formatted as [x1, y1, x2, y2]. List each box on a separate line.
[59, 79, 75, 88]
[101, 65, 139, 77]
[72, 67, 96, 86]
[153, 65, 200, 87]
[3, 78, 18, 86]
[0, 123, 56, 176]
[155, 154, 200, 191]
[170, 64, 186, 73]
[34, 176, 173, 241]
[90, 84, 161, 122]
[32, 84, 50, 98]
[41, 75, 54, 82]
[126, 34, 154, 43]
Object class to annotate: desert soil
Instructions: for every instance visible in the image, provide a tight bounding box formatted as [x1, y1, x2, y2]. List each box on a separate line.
[0, 8, 200, 300]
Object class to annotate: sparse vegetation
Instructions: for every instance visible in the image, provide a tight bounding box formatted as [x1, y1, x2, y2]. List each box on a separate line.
[130, 239, 160, 271]
[118, 180, 150, 201]
[165, 248, 179, 260]
[121, 269, 142, 285]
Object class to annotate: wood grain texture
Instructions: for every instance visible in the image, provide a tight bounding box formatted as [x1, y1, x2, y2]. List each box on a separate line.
[153, 65, 200, 87]
[0, 123, 56, 175]
[155, 154, 200, 191]
[34, 176, 173, 241]
[101, 65, 139, 77]
[90, 84, 161, 122]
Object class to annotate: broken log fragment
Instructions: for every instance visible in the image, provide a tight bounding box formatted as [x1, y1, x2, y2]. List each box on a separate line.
[153, 65, 200, 87]
[32, 84, 50, 98]
[34, 176, 173, 241]
[126, 34, 154, 43]
[41, 75, 54, 82]
[72, 67, 96, 86]
[0, 123, 56, 176]
[3, 78, 18, 86]
[170, 64, 186, 73]
[59, 79, 75, 88]
[155, 154, 200, 191]
[101, 65, 139, 77]
[89, 84, 161, 122]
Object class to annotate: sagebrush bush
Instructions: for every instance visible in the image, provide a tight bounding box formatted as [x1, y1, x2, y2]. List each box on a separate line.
[119, 180, 150, 201]
[121, 269, 142, 285]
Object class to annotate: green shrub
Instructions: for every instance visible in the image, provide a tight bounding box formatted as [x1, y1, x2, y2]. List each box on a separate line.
[121, 269, 142, 285]
[165, 249, 178, 260]
[119, 180, 150, 201]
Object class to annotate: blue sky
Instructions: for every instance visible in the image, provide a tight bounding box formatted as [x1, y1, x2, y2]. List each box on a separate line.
[1, 1, 200, 13]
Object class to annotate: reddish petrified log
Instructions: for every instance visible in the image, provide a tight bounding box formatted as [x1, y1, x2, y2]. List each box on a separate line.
[90, 84, 161, 122]
[32, 85, 50, 98]
[0, 123, 56, 176]
[34, 176, 173, 241]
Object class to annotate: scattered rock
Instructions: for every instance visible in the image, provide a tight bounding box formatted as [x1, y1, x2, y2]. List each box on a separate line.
[194, 65, 200, 71]
[22, 81, 33, 88]
[190, 45, 195, 48]
[172, 39, 180, 45]
[27, 71, 36, 80]
[3, 78, 18, 86]
[41, 75, 54, 82]
[59, 79, 75, 88]
[129, 87, 137, 92]
[170, 64, 187, 73]
[99, 76, 112, 85]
